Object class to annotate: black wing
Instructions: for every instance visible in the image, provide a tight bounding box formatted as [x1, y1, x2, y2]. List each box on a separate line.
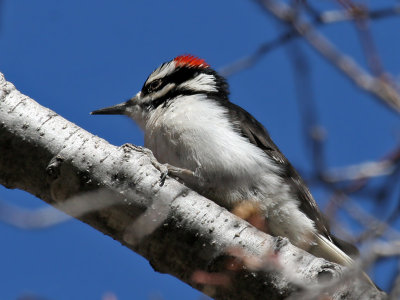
[221, 101, 358, 256]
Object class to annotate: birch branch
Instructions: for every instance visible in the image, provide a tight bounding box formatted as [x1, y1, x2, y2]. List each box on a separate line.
[0, 73, 384, 299]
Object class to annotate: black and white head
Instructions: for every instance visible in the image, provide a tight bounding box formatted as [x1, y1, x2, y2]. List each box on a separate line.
[91, 55, 229, 128]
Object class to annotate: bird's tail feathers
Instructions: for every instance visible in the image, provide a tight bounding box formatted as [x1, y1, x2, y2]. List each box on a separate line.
[311, 233, 354, 266]
[311, 233, 377, 289]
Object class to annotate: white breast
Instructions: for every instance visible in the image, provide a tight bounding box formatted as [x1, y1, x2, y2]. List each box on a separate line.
[144, 95, 317, 246]
[145, 95, 275, 181]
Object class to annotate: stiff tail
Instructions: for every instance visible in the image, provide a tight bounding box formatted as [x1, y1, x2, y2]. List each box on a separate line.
[310, 234, 377, 289]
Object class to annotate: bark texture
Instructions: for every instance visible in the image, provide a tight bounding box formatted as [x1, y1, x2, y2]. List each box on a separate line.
[0, 73, 385, 299]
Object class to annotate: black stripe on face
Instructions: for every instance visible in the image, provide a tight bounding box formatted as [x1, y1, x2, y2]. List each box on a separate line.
[141, 66, 230, 110]
[148, 89, 200, 110]
[142, 67, 201, 96]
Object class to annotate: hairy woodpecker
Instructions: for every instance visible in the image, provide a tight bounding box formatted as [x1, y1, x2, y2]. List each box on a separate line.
[91, 55, 370, 280]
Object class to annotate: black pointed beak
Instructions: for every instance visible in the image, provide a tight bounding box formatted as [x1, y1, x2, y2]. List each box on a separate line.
[91, 101, 128, 115]
[91, 94, 140, 115]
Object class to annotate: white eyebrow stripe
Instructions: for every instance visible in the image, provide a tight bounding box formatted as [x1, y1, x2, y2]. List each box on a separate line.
[146, 61, 176, 84]
[178, 73, 217, 92]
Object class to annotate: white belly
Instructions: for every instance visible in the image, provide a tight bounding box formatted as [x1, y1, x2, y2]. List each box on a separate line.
[144, 95, 317, 247]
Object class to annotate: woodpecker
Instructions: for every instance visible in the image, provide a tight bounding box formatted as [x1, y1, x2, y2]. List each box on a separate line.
[91, 55, 362, 275]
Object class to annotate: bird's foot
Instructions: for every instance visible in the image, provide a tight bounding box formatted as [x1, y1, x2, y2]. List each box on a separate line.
[159, 163, 197, 185]
[135, 146, 198, 186]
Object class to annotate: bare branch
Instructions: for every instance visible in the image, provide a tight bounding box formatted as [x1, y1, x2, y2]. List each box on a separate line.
[0, 189, 119, 229]
[285, 40, 326, 174]
[0, 72, 385, 299]
[220, 4, 400, 78]
[252, 0, 400, 113]
[219, 30, 296, 77]
[322, 160, 396, 183]
[319, 6, 400, 23]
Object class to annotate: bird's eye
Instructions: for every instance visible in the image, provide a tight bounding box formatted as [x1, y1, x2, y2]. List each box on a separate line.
[148, 79, 162, 92]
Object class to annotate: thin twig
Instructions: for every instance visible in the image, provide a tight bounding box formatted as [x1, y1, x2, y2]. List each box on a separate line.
[219, 29, 296, 77]
[254, 0, 400, 113]
[285, 40, 326, 173]
[220, 4, 400, 77]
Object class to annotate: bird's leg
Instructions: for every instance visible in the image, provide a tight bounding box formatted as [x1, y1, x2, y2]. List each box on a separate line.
[125, 144, 200, 186]
[151, 160, 201, 187]
[159, 163, 197, 183]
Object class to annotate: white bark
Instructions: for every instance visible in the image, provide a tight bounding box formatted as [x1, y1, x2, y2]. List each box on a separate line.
[0, 73, 384, 299]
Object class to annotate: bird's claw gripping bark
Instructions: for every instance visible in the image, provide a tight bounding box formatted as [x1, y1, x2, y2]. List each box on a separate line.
[155, 162, 197, 186]
[137, 146, 195, 186]
[124, 144, 201, 187]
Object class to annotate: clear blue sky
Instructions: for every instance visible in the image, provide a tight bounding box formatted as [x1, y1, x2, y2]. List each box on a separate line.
[0, 1, 399, 299]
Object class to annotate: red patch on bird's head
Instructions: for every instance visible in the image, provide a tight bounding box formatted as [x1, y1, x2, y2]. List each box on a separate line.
[174, 55, 209, 68]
